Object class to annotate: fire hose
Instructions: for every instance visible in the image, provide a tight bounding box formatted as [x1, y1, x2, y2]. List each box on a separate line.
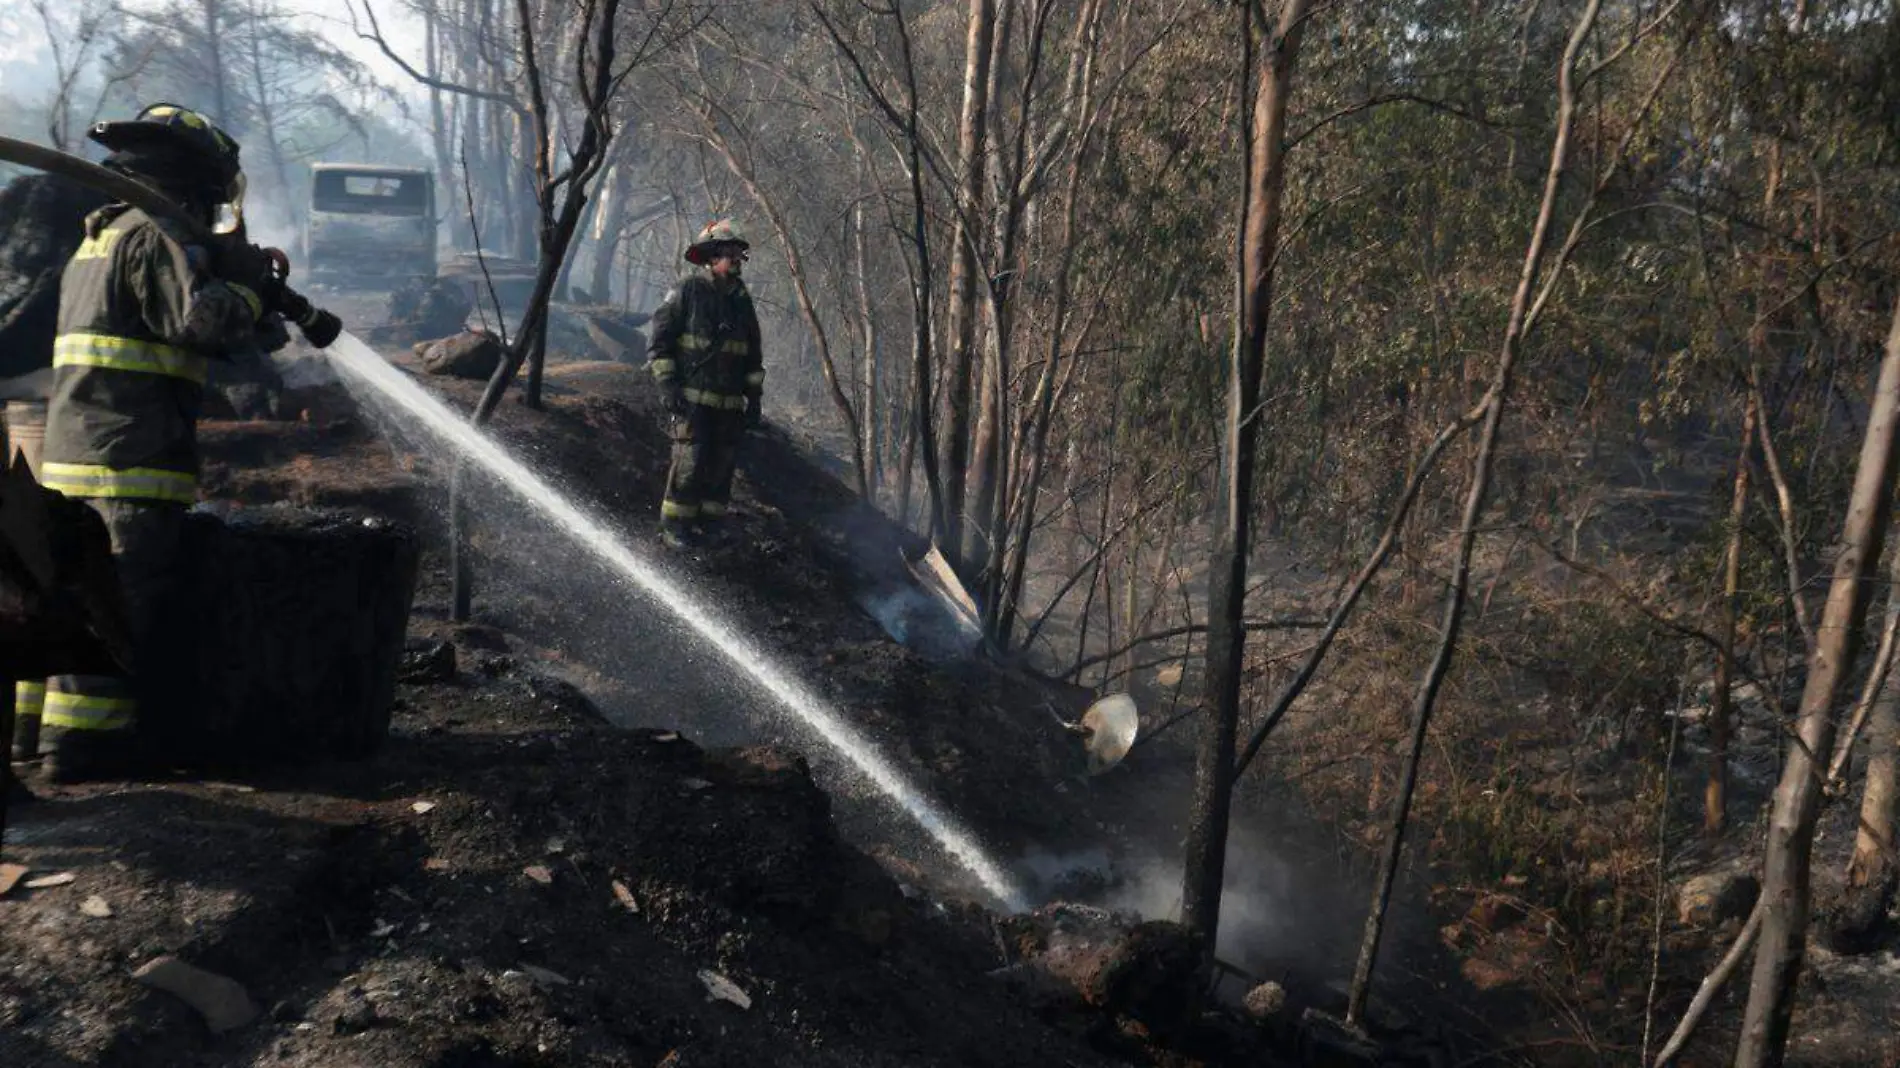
[0, 134, 340, 348]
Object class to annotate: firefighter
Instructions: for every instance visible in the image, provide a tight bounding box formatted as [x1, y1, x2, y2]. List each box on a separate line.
[33, 103, 340, 782]
[646, 220, 763, 549]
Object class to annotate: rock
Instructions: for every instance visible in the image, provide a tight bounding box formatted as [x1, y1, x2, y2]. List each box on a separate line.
[332, 987, 377, 1034]
[398, 638, 457, 683]
[418, 330, 503, 379]
[1678, 869, 1760, 928]
[1818, 872, 1897, 955]
[523, 865, 554, 885]
[388, 277, 474, 338]
[78, 895, 113, 918]
[1297, 1009, 1381, 1068]
[23, 872, 76, 890]
[1243, 981, 1287, 1022]
[995, 906, 1201, 1037]
[132, 955, 259, 1033]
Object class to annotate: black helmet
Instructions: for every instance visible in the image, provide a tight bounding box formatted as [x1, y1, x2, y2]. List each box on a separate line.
[88, 103, 243, 202]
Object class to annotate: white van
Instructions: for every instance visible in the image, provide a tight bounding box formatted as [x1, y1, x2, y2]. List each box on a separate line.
[305, 164, 436, 287]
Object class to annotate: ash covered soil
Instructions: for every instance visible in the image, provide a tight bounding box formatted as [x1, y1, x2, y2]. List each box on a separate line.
[2, 316, 1293, 1067]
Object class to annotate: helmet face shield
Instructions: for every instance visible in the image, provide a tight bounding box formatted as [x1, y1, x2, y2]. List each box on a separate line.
[211, 171, 247, 235]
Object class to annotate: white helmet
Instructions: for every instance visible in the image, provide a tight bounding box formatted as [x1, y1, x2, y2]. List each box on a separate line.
[685, 219, 749, 265]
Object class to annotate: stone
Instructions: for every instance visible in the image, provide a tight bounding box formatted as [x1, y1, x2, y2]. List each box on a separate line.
[398, 638, 457, 683]
[78, 895, 113, 918]
[332, 988, 377, 1034]
[133, 955, 259, 1033]
[1678, 869, 1761, 928]
[418, 330, 503, 380]
[1243, 981, 1287, 1022]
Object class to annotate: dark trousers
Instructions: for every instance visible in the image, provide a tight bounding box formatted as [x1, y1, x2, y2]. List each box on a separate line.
[661, 405, 745, 524]
[42, 498, 188, 742]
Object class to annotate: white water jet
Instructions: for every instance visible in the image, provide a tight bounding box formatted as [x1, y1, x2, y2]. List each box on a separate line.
[322, 332, 1026, 910]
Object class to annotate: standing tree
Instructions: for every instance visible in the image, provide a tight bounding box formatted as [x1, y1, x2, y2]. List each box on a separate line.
[1178, 0, 1310, 959]
[1736, 293, 1900, 1067]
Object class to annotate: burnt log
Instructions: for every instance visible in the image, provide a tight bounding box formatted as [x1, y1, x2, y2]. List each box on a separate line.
[177, 506, 420, 766]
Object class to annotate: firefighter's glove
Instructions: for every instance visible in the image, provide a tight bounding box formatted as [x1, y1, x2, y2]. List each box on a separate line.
[660, 381, 688, 416]
[212, 237, 285, 318]
[744, 395, 762, 430]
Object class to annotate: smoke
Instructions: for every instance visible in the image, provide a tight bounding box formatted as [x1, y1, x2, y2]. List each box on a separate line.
[1015, 811, 1368, 983]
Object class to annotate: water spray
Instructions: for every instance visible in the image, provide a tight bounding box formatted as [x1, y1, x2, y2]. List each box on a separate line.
[321, 332, 1027, 911]
[0, 133, 1026, 909]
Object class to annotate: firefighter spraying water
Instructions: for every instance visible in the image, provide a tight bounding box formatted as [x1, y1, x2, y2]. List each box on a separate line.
[0, 109, 342, 781]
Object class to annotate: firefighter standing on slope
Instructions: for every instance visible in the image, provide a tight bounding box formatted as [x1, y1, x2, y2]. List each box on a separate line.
[30, 103, 340, 782]
[646, 220, 763, 549]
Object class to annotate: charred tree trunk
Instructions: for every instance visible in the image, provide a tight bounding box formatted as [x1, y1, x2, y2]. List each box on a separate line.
[1735, 294, 1900, 1068]
[1179, 0, 1308, 956]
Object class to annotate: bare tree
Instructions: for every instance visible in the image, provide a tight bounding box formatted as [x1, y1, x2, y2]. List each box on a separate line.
[1736, 293, 1900, 1068]
[1178, 0, 1311, 959]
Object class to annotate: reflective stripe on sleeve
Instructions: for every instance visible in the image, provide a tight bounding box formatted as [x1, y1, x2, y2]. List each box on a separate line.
[41, 462, 196, 503]
[227, 283, 265, 321]
[649, 358, 677, 377]
[744, 371, 765, 388]
[661, 499, 701, 519]
[54, 333, 208, 384]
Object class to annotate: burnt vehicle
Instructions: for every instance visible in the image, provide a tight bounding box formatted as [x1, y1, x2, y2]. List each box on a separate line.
[304, 164, 437, 288]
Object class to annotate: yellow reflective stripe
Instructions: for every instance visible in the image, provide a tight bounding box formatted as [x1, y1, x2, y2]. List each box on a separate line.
[649, 358, 677, 376]
[682, 388, 747, 411]
[54, 333, 208, 384]
[16, 682, 46, 718]
[227, 282, 264, 321]
[661, 499, 700, 518]
[42, 691, 136, 731]
[698, 500, 728, 517]
[41, 462, 196, 503]
[679, 335, 750, 356]
[73, 231, 123, 261]
[744, 371, 765, 387]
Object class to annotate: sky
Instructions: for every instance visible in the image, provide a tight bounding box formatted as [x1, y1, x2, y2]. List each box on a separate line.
[0, 0, 433, 117]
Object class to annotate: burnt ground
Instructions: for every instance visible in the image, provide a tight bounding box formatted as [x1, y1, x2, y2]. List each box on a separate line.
[1, 313, 1309, 1067]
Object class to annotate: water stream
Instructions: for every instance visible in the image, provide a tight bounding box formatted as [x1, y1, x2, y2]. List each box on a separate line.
[322, 332, 1026, 910]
